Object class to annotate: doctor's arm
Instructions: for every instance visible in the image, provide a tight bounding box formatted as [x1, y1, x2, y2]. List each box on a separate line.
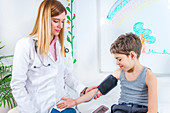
[145, 69, 158, 113]
[10, 39, 38, 113]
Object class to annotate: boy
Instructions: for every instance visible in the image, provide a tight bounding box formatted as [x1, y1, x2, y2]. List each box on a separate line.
[56, 33, 158, 113]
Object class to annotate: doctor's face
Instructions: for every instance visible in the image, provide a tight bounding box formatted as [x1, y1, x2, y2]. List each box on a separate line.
[51, 12, 65, 37]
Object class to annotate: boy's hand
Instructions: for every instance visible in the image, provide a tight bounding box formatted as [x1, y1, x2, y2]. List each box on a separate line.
[85, 85, 102, 99]
[56, 98, 76, 109]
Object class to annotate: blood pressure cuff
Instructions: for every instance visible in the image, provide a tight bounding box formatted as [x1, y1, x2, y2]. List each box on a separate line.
[98, 75, 118, 95]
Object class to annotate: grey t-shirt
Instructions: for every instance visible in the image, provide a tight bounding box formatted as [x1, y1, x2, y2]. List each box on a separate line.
[118, 67, 148, 106]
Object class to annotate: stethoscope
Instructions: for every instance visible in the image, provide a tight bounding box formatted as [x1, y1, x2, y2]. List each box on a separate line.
[33, 40, 51, 68]
[33, 40, 69, 68]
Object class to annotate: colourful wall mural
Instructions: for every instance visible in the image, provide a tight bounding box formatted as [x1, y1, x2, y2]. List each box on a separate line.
[107, 0, 159, 26]
[66, 0, 76, 63]
[98, 0, 170, 74]
[133, 22, 170, 55]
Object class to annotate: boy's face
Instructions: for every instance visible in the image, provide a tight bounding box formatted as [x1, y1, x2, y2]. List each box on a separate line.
[113, 53, 135, 72]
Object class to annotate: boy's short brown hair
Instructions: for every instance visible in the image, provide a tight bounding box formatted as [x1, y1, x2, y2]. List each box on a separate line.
[110, 32, 142, 58]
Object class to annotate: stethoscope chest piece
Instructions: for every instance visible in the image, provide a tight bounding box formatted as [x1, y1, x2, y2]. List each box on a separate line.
[33, 40, 51, 68]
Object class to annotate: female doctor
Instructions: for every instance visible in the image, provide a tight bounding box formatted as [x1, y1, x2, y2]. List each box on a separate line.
[10, 0, 87, 113]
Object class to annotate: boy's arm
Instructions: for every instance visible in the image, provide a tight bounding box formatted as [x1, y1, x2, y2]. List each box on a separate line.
[57, 89, 99, 109]
[112, 68, 121, 80]
[85, 85, 102, 99]
[145, 69, 158, 113]
[84, 68, 121, 99]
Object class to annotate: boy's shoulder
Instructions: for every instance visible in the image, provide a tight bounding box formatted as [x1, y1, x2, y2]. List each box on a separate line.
[145, 68, 157, 85]
[112, 68, 122, 80]
[145, 68, 155, 77]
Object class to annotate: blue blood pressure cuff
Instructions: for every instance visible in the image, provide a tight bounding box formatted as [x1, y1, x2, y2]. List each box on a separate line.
[98, 75, 118, 95]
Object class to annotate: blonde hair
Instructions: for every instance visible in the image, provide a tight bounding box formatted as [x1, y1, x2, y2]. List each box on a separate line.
[29, 0, 67, 57]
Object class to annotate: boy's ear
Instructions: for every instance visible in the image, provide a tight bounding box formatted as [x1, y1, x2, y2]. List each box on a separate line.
[129, 51, 137, 60]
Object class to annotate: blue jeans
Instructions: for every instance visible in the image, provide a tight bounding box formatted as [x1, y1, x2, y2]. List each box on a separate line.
[111, 104, 148, 113]
[51, 108, 76, 113]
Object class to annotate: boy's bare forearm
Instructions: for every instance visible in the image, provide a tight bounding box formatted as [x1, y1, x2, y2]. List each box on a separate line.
[75, 88, 98, 105]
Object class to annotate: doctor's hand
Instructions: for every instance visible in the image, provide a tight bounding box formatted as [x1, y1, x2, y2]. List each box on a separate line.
[85, 85, 102, 99]
[56, 98, 76, 109]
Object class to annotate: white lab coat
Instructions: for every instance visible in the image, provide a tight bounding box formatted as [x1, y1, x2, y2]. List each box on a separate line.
[10, 35, 85, 113]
